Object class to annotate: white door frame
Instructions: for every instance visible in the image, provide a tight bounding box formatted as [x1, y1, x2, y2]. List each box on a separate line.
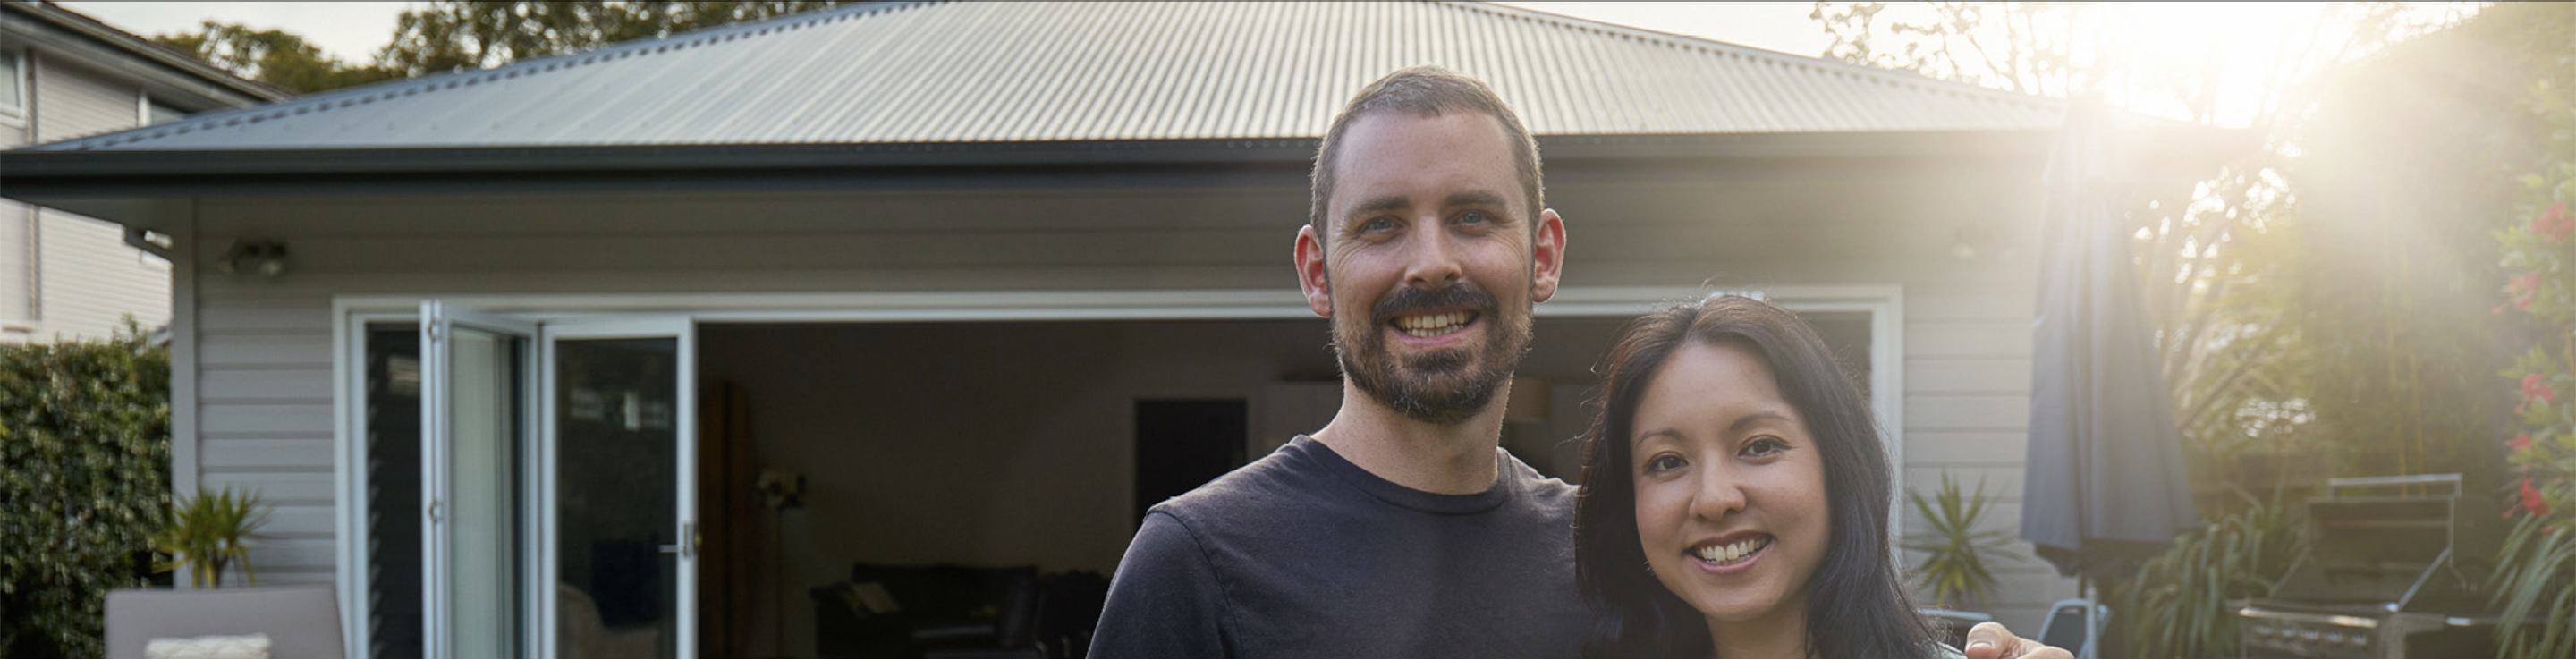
[331, 284, 1902, 658]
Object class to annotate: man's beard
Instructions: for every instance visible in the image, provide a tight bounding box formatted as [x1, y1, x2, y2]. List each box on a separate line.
[1331, 281, 1534, 426]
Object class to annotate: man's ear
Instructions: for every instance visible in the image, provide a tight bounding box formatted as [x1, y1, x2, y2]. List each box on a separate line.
[1531, 208, 1565, 303]
[1295, 224, 1333, 317]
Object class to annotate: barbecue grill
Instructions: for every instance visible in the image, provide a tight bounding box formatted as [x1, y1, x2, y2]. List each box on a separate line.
[2238, 473, 2503, 658]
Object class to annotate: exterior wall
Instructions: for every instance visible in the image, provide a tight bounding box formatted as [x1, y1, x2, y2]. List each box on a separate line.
[1, 53, 176, 343]
[182, 163, 2080, 632]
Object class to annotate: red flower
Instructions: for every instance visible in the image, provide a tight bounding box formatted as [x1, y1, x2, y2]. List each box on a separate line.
[2521, 478, 2552, 519]
[2508, 271, 2543, 310]
[2527, 373, 2560, 403]
[2507, 434, 2534, 453]
[2535, 202, 2572, 243]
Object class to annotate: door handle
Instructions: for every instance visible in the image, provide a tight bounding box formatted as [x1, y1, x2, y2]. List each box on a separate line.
[658, 521, 698, 558]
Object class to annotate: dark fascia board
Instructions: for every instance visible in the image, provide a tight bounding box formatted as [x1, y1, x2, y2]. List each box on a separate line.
[3, 1, 292, 107]
[0, 129, 2254, 220]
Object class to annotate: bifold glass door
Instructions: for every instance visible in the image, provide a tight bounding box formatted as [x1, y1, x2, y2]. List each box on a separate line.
[421, 305, 696, 659]
[542, 318, 697, 659]
[420, 302, 538, 658]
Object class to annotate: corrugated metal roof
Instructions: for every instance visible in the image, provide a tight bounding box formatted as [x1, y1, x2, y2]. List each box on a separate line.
[27, 1, 2066, 151]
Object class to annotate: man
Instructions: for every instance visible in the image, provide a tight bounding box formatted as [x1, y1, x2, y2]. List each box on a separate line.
[1089, 66, 2062, 659]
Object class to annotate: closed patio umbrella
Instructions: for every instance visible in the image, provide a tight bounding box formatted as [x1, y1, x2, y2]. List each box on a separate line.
[2020, 99, 2200, 580]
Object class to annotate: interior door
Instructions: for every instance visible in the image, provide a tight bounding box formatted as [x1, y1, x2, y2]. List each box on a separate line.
[419, 302, 538, 658]
[541, 317, 699, 659]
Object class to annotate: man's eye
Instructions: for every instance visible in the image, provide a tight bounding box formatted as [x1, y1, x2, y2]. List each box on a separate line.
[1360, 217, 1396, 233]
[1459, 211, 1491, 225]
[1645, 454, 1686, 473]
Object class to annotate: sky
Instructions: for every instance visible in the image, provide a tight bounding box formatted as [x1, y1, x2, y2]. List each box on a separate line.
[52, 2, 1837, 63]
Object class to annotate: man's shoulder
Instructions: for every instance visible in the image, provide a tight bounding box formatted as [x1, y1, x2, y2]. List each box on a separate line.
[1149, 439, 1331, 525]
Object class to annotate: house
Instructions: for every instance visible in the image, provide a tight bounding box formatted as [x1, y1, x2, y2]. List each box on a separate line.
[0, 1, 2241, 656]
[0, 0, 286, 343]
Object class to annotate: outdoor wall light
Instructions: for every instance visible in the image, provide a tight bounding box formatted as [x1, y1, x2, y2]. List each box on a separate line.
[219, 241, 289, 277]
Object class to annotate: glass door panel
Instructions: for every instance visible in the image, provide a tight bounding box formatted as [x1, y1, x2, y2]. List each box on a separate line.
[420, 302, 537, 659]
[545, 320, 696, 659]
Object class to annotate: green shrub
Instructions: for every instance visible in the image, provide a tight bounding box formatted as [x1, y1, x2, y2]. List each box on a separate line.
[0, 327, 173, 658]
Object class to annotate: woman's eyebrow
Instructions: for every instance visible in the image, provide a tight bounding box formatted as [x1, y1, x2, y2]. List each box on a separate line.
[1726, 411, 1795, 436]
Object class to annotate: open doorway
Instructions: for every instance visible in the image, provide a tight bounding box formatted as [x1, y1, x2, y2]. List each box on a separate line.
[342, 288, 1893, 658]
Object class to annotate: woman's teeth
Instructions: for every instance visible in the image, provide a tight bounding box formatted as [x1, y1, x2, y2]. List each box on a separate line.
[1394, 311, 1472, 337]
[1695, 536, 1771, 564]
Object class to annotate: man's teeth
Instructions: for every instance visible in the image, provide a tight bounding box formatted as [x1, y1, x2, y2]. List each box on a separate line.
[1694, 537, 1771, 563]
[1394, 311, 1471, 337]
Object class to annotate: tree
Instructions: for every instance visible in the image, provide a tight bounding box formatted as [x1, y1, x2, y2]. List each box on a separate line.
[375, 1, 859, 78]
[156, 3, 861, 94]
[1809, 1, 2479, 492]
[150, 21, 397, 94]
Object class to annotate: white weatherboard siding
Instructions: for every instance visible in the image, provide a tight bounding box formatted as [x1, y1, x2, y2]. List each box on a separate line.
[183, 165, 2077, 631]
[8, 55, 173, 342]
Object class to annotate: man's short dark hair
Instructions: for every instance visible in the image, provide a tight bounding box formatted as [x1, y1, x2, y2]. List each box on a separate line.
[1309, 66, 1545, 239]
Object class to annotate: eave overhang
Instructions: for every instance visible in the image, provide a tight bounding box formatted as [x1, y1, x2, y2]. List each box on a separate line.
[0, 128, 2253, 230]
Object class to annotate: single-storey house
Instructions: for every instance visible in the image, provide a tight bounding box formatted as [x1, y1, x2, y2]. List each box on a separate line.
[1, 1, 2239, 657]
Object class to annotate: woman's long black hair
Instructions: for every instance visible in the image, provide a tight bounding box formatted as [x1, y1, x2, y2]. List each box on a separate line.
[1573, 295, 1936, 657]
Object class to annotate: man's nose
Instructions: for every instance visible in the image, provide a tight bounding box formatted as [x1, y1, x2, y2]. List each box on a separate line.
[1401, 219, 1462, 289]
[1690, 465, 1748, 521]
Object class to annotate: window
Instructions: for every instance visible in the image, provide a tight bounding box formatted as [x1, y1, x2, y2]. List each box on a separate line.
[1, 50, 24, 121]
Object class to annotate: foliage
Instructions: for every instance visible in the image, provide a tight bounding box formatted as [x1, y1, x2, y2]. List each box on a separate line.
[151, 487, 270, 588]
[150, 21, 400, 93]
[2118, 494, 2303, 658]
[1902, 474, 2022, 611]
[375, 1, 860, 79]
[0, 326, 173, 658]
[2486, 5, 2576, 656]
[153, 2, 859, 94]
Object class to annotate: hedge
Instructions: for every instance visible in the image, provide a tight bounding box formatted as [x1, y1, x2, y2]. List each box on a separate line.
[0, 328, 172, 658]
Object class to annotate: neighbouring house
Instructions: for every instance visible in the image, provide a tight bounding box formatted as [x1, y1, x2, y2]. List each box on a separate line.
[0, 2, 2241, 657]
[0, 0, 287, 343]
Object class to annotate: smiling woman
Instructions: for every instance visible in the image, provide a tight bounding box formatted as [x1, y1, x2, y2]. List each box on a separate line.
[1573, 295, 1938, 658]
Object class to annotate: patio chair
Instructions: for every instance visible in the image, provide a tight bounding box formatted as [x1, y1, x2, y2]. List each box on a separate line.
[2035, 597, 2109, 659]
[105, 584, 343, 658]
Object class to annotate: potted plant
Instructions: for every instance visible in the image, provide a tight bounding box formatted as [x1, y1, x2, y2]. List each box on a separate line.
[1902, 473, 2023, 611]
[151, 486, 269, 588]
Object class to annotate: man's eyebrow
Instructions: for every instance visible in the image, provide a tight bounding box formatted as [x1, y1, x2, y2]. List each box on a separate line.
[1343, 194, 1411, 224]
[1445, 190, 1513, 213]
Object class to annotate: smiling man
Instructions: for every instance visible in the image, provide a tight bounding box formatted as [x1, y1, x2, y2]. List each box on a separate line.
[1087, 66, 2060, 659]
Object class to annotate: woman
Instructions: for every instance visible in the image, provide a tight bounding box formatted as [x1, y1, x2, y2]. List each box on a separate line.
[1573, 295, 1943, 657]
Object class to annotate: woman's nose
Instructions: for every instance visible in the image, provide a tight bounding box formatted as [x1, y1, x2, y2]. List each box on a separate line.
[1690, 467, 1748, 520]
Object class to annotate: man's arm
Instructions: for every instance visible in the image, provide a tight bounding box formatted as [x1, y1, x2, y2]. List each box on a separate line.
[1087, 511, 1232, 658]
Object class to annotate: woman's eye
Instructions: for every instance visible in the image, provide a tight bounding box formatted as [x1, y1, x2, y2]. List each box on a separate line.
[1644, 454, 1686, 473]
[1742, 438, 1788, 457]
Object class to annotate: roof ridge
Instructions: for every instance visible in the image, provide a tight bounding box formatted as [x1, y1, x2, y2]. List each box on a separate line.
[1437, 1, 2062, 112]
[50, 1, 944, 150]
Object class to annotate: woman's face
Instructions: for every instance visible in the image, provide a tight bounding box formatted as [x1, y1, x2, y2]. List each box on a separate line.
[1631, 341, 1831, 628]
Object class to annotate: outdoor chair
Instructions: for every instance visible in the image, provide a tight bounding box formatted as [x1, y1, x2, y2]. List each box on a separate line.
[104, 584, 343, 658]
[2035, 597, 2109, 659]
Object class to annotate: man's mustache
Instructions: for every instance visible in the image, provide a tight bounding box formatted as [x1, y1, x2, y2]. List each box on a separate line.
[1368, 283, 1498, 327]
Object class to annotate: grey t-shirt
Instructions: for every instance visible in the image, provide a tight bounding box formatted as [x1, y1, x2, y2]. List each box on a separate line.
[1088, 436, 1587, 658]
